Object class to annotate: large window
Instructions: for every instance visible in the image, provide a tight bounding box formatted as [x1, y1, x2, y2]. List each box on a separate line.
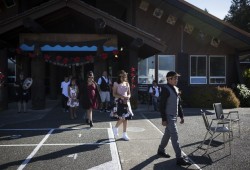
[158, 55, 175, 84]
[190, 55, 207, 84]
[209, 55, 226, 84]
[138, 56, 155, 84]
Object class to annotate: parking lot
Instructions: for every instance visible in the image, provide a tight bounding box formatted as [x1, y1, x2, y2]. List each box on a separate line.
[0, 100, 250, 170]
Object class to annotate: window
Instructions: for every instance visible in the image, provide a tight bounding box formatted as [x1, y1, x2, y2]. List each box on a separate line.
[158, 55, 175, 84]
[7, 58, 16, 84]
[209, 55, 226, 84]
[190, 55, 207, 84]
[138, 56, 155, 84]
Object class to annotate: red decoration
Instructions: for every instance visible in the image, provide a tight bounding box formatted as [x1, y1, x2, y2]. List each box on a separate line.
[56, 55, 62, 62]
[74, 56, 81, 63]
[85, 55, 93, 61]
[112, 50, 119, 55]
[44, 54, 51, 61]
[63, 58, 69, 64]
[101, 53, 108, 60]
[28, 52, 35, 58]
[130, 67, 137, 90]
[15, 48, 22, 54]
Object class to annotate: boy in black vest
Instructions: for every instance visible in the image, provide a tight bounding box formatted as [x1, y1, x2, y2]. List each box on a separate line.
[149, 80, 161, 111]
[97, 71, 112, 112]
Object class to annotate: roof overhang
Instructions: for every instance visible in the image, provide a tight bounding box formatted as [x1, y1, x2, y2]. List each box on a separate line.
[0, 0, 167, 57]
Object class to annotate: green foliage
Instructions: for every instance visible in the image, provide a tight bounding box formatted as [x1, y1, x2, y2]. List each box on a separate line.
[183, 86, 240, 108]
[224, 0, 250, 33]
[234, 84, 250, 107]
[242, 68, 250, 88]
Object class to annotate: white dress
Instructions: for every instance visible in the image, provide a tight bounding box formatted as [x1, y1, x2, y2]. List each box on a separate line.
[67, 86, 79, 107]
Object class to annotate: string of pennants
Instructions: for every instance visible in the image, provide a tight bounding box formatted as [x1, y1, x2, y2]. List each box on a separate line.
[139, 0, 220, 48]
[14, 48, 120, 67]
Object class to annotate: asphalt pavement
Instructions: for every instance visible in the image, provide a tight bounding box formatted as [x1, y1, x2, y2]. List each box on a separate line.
[0, 99, 250, 170]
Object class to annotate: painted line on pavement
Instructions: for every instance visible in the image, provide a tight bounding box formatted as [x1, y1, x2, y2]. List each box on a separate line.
[88, 123, 121, 170]
[140, 113, 202, 170]
[17, 129, 54, 170]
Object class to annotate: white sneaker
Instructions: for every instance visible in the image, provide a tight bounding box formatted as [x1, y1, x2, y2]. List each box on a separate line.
[112, 127, 119, 138]
[122, 132, 130, 141]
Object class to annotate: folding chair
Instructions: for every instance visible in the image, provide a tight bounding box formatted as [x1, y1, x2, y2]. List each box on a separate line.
[198, 110, 233, 154]
[213, 103, 241, 138]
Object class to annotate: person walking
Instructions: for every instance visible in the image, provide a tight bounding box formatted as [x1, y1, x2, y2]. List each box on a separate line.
[157, 71, 192, 166]
[149, 80, 161, 111]
[112, 70, 133, 141]
[67, 77, 79, 119]
[61, 75, 70, 112]
[82, 71, 101, 127]
[97, 71, 112, 112]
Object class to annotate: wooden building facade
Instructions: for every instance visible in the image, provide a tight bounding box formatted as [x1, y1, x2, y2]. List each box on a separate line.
[0, 0, 249, 110]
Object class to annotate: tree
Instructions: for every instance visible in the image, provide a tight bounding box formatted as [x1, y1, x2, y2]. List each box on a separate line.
[224, 0, 250, 33]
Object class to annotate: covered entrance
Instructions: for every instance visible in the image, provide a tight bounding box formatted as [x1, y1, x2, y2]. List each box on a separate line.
[0, 0, 167, 110]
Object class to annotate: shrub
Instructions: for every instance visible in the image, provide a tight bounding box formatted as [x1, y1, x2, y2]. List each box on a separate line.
[183, 86, 240, 108]
[234, 84, 250, 107]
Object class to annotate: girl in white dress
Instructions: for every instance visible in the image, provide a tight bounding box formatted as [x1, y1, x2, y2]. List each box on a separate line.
[67, 77, 79, 119]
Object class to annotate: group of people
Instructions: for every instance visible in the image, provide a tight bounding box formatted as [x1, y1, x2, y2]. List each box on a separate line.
[60, 70, 133, 138]
[15, 69, 191, 166]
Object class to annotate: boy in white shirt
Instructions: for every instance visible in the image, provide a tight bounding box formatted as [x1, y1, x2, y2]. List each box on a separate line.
[61, 75, 70, 112]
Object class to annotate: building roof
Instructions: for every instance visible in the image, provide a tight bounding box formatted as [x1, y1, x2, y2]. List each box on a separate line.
[0, 0, 167, 57]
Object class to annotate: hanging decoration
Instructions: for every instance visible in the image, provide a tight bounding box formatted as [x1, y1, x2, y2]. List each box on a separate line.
[44, 54, 51, 61]
[166, 15, 177, 25]
[13, 46, 122, 67]
[62, 57, 69, 65]
[184, 23, 194, 34]
[0, 72, 5, 87]
[139, 0, 149, 11]
[130, 67, 137, 90]
[101, 53, 108, 60]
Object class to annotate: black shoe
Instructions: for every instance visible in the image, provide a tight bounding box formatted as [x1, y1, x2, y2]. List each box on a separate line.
[176, 158, 192, 166]
[157, 151, 171, 158]
[89, 121, 93, 127]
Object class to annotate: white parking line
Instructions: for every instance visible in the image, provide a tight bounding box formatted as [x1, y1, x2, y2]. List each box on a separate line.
[17, 129, 54, 170]
[140, 113, 202, 170]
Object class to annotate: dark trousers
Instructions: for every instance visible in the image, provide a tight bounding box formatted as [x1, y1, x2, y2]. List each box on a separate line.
[62, 94, 69, 111]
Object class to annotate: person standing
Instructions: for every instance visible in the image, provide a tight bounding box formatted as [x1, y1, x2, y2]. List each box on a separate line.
[97, 71, 112, 112]
[82, 71, 101, 127]
[14, 72, 29, 113]
[67, 77, 79, 119]
[112, 70, 133, 141]
[61, 75, 70, 112]
[157, 71, 191, 166]
[149, 80, 161, 111]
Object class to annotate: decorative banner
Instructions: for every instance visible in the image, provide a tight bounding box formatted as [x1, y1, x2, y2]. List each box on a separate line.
[211, 37, 220, 47]
[13, 47, 123, 67]
[184, 24, 194, 34]
[139, 0, 149, 11]
[153, 8, 163, 19]
[166, 15, 177, 25]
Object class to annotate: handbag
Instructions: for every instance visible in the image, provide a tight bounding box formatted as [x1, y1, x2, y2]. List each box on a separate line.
[110, 98, 133, 120]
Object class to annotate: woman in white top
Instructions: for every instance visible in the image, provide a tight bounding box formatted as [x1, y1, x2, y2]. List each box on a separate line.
[112, 70, 133, 141]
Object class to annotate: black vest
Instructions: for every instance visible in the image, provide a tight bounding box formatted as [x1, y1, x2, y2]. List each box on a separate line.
[100, 77, 110, 91]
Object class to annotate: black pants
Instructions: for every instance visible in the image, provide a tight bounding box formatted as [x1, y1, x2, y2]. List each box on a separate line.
[62, 94, 69, 111]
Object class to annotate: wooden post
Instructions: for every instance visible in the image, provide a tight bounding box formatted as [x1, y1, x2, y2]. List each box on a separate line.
[49, 64, 57, 100]
[31, 57, 45, 109]
[0, 48, 8, 111]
